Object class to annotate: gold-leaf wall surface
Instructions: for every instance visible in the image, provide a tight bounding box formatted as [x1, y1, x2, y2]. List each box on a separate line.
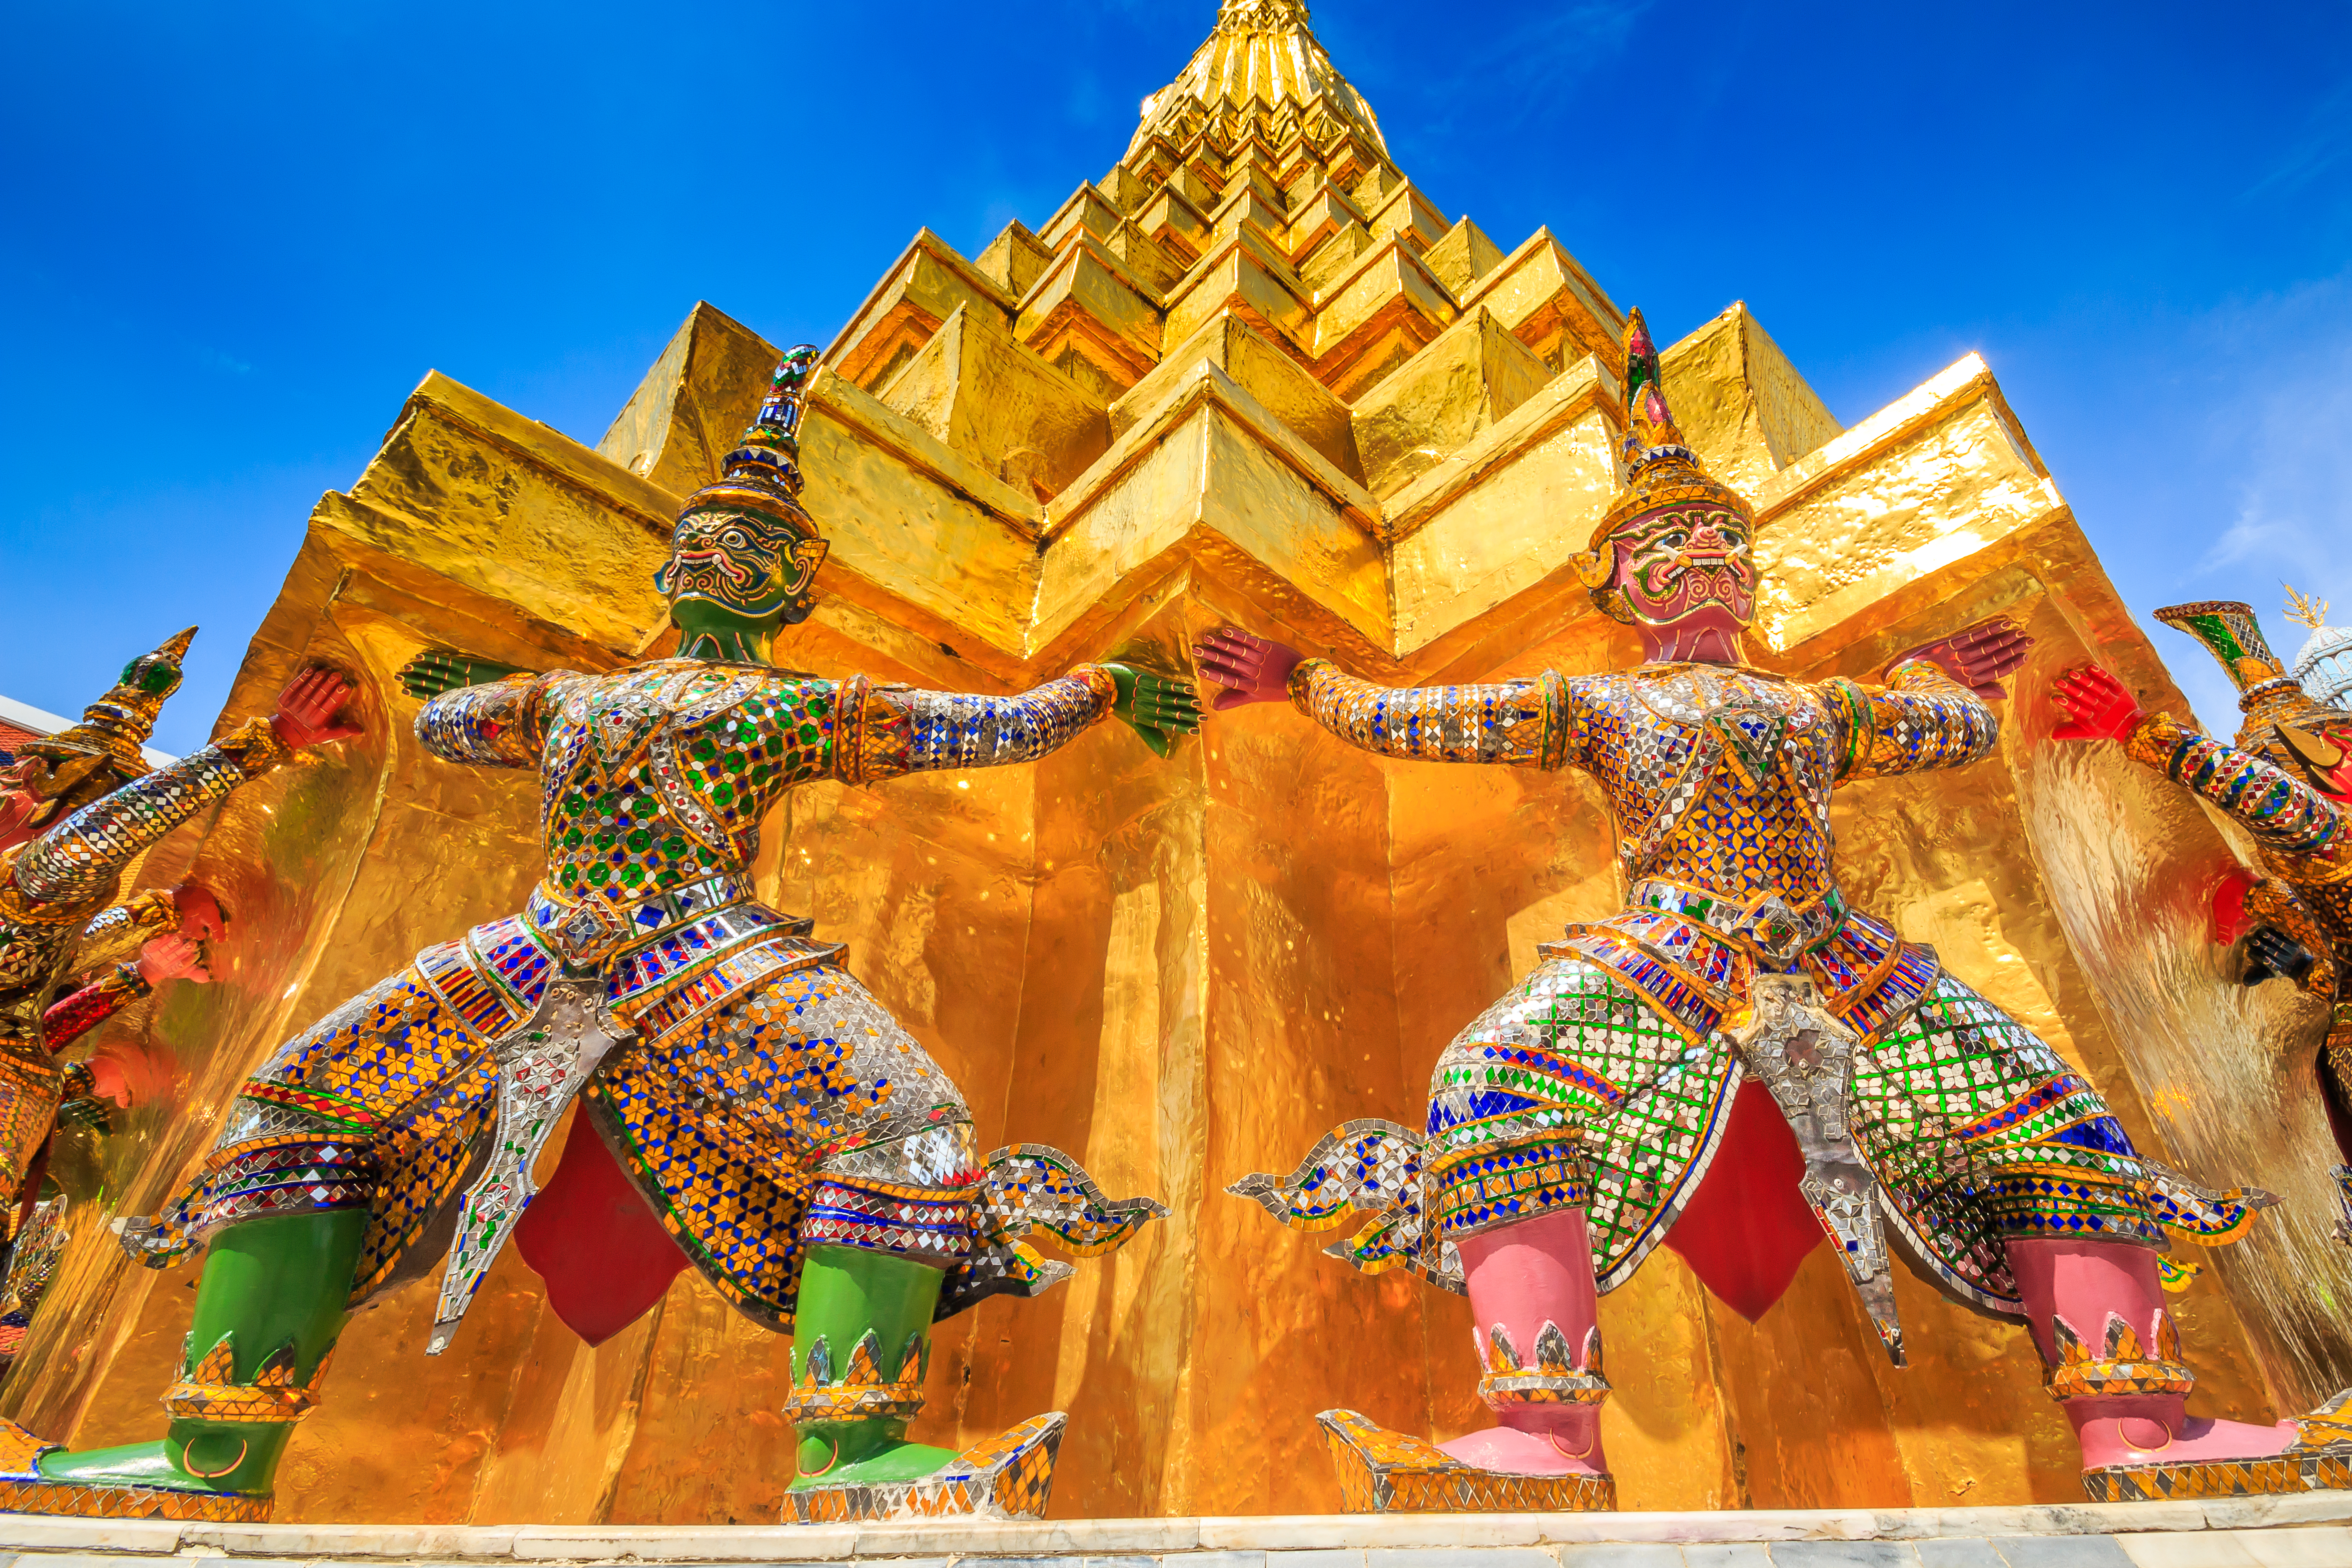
[12, 2, 2347, 1522]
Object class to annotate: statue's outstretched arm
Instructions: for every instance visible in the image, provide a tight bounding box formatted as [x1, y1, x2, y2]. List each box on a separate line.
[832, 663, 1200, 785]
[8, 669, 358, 908]
[74, 888, 187, 971]
[1194, 625, 1574, 769]
[49, 884, 224, 1052]
[409, 664, 567, 770]
[1819, 618, 2029, 780]
[2053, 663, 2338, 857]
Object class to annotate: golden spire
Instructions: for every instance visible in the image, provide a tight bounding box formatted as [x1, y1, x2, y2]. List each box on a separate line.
[2285, 581, 2331, 630]
[1127, 0, 1387, 160]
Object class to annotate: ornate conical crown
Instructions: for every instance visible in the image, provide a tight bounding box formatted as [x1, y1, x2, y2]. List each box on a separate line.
[15, 627, 195, 806]
[2154, 600, 2347, 739]
[1588, 308, 1755, 552]
[677, 346, 823, 537]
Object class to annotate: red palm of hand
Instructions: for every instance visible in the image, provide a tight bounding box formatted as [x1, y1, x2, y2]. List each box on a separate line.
[171, 883, 225, 942]
[137, 934, 212, 986]
[1192, 626, 1307, 710]
[2050, 664, 2144, 743]
[1891, 618, 2034, 700]
[270, 668, 363, 748]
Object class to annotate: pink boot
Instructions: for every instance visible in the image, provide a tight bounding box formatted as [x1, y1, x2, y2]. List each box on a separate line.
[1438, 1208, 1610, 1478]
[1315, 1207, 1616, 1512]
[2013, 1237, 2351, 1499]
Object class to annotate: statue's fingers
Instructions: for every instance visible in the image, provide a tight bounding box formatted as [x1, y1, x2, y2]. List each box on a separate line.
[1212, 688, 1255, 711]
[1200, 626, 1257, 655]
[1196, 659, 1253, 689]
[1146, 701, 1200, 729]
[1975, 630, 2032, 667]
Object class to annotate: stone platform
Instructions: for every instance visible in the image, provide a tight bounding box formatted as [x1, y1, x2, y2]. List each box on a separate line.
[3, 1497, 2350, 1568]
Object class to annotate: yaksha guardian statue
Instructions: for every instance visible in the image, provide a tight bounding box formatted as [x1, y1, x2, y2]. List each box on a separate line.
[1202, 310, 2350, 1509]
[0, 636, 350, 1266]
[2052, 598, 2352, 1238]
[0, 348, 1198, 1525]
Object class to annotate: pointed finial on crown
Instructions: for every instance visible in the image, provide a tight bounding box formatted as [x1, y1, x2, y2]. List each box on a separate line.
[1620, 308, 1690, 465]
[2155, 601, 2286, 694]
[722, 346, 821, 501]
[679, 346, 825, 537]
[2285, 582, 2330, 630]
[15, 627, 197, 804]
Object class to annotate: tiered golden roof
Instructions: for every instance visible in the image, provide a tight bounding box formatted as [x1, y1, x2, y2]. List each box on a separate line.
[826, 0, 1619, 457]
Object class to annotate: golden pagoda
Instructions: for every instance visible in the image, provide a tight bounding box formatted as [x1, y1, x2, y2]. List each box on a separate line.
[10, 0, 2348, 1522]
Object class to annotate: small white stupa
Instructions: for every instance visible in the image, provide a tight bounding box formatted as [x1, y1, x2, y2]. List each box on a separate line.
[2284, 584, 2352, 711]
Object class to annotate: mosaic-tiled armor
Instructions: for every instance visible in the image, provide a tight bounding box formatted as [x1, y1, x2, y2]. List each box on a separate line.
[0, 635, 292, 1224]
[133, 656, 1154, 1322]
[1267, 654, 2269, 1315]
[2113, 602, 2352, 1235]
[0, 347, 1197, 1525]
[1210, 308, 2352, 1509]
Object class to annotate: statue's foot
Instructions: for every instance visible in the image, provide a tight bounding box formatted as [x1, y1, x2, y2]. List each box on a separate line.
[0, 1425, 271, 1521]
[1320, 1409, 1616, 1513]
[1438, 1424, 1608, 1478]
[790, 1437, 959, 1489]
[2078, 1414, 2294, 1471]
[2081, 1391, 2352, 1502]
[780, 1413, 1065, 1523]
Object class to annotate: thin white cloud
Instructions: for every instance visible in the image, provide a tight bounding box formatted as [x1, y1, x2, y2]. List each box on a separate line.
[2167, 272, 2352, 733]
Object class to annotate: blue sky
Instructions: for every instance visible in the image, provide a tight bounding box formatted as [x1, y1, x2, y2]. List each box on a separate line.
[5, 1, 2349, 754]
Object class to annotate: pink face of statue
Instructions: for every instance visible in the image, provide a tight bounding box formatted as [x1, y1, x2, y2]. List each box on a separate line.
[1610, 503, 1756, 634]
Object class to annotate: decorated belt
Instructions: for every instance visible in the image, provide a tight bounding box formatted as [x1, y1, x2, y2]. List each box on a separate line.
[524, 874, 756, 969]
[1626, 879, 1847, 966]
[606, 904, 822, 1011]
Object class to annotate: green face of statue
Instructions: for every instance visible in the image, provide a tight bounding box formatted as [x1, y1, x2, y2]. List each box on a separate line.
[653, 504, 830, 662]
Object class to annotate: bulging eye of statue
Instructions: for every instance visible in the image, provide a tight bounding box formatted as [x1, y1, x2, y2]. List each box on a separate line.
[721, 526, 751, 551]
[1660, 531, 1688, 552]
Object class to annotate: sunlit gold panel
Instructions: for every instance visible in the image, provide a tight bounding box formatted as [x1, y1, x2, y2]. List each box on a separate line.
[1351, 307, 1554, 498]
[1659, 305, 1844, 501]
[1114, 312, 1359, 481]
[877, 303, 1111, 502]
[1386, 366, 1619, 656]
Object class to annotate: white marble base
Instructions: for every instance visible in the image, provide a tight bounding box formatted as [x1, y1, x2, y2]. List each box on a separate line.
[0, 1494, 2348, 1567]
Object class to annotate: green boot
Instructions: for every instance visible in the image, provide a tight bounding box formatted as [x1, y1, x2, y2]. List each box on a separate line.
[785, 1245, 956, 1488]
[2, 1209, 363, 1517]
